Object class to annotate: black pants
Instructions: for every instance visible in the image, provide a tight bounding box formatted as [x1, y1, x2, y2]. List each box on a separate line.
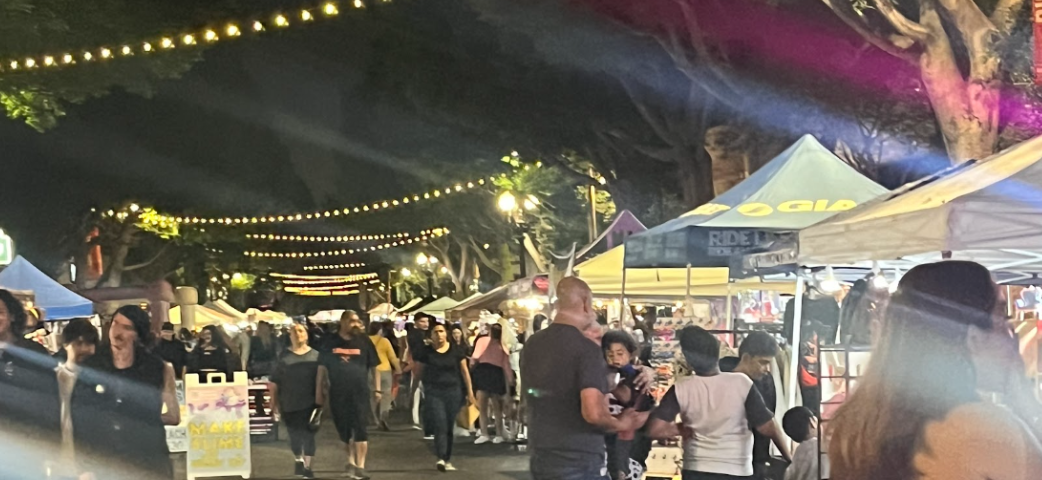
[424, 385, 463, 462]
[283, 409, 317, 457]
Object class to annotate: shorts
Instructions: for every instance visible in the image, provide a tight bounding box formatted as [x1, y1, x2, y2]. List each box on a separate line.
[331, 396, 369, 443]
[472, 363, 507, 396]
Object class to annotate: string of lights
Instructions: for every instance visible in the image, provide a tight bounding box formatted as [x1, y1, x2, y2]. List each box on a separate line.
[124, 175, 505, 227]
[271, 272, 376, 282]
[303, 263, 368, 271]
[247, 227, 444, 243]
[280, 277, 379, 286]
[292, 289, 360, 296]
[284, 284, 361, 292]
[244, 229, 447, 258]
[0, 2, 377, 76]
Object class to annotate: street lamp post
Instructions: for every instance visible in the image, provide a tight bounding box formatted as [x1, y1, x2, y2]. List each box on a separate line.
[498, 191, 538, 280]
[416, 253, 438, 296]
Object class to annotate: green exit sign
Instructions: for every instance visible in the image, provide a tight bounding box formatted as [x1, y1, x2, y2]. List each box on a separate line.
[0, 229, 13, 266]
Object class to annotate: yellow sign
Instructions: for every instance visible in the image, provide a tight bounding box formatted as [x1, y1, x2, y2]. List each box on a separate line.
[687, 200, 857, 218]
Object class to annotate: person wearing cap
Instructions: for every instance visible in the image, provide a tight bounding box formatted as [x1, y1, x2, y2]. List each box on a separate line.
[156, 322, 188, 379]
[73, 305, 180, 480]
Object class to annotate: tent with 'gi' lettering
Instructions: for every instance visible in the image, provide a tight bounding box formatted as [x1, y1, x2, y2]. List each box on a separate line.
[624, 135, 889, 269]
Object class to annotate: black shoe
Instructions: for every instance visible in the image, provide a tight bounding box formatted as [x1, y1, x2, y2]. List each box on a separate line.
[295, 461, 305, 476]
[303, 467, 315, 479]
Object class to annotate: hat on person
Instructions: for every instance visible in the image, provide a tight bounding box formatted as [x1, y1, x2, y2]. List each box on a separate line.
[162, 322, 175, 332]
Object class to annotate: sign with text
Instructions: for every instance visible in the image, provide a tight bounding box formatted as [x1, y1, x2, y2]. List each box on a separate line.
[625, 229, 794, 268]
[185, 372, 252, 480]
[165, 380, 188, 453]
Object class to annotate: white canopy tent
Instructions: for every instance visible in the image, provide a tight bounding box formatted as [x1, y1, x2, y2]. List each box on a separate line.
[169, 304, 238, 327]
[799, 133, 1042, 279]
[417, 297, 461, 319]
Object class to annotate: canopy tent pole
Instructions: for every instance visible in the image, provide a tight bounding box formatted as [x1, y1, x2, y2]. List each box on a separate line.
[725, 283, 733, 332]
[686, 265, 692, 299]
[619, 266, 628, 325]
[786, 277, 806, 412]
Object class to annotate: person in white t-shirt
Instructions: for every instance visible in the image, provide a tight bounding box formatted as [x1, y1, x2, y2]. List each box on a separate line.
[648, 326, 791, 480]
[782, 406, 825, 480]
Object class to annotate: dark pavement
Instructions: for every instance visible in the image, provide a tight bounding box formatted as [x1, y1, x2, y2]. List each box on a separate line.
[179, 411, 531, 480]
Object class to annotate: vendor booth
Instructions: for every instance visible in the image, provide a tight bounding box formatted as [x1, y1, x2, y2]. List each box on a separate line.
[776, 134, 1042, 479]
[417, 296, 461, 320]
[0, 256, 93, 320]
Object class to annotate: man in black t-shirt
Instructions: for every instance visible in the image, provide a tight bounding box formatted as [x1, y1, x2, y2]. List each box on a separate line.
[729, 332, 781, 479]
[321, 310, 379, 480]
[522, 278, 648, 480]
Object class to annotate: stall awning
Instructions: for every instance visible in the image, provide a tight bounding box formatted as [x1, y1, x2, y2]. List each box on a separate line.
[624, 135, 888, 268]
[0, 256, 93, 320]
[798, 133, 1042, 280]
[170, 305, 239, 327]
[417, 297, 460, 319]
[576, 245, 796, 297]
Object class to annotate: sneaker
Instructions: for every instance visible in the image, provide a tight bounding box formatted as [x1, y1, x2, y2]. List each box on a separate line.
[424, 435, 435, 440]
[474, 435, 491, 445]
[436, 460, 447, 472]
[492, 436, 505, 444]
[303, 467, 315, 479]
[412, 424, 423, 431]
[354, 467, 371, 480]
[295, 461, 305, 476]
[443, 463, 457, 471]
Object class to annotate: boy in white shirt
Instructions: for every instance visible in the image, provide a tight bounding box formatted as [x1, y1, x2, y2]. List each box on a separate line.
[647, 326, 791, 479]
[782, 407, 826, 480]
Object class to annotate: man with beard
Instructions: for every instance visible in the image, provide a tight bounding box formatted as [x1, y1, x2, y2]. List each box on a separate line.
[321, 310, 380, 480]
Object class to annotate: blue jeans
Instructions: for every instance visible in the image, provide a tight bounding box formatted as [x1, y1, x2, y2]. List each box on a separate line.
[530, 449, 609, 480]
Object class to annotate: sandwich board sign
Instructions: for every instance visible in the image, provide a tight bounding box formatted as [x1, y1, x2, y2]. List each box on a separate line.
[185, 371, 252, 479]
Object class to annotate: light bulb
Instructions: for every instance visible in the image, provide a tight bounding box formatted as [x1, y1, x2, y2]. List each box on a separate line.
[253, 21, 265, 31]
[226, 25, 241, 36]
[62, 54, 73, 63]
[83, 52, 93, 61]
[324, 3, 340, 15]
[121, 45, 132, 55]
[301, 10, 313, 21]
[43, 56, 54, 66]
[161, 38, 174, 49]
[182, 34, 196, 45]
[24, 58, 35, 68]
[498, 191, 517, 212]
[275, 15, 288, 27]
[204, 30, 218, 42]
[100, 48, 112, 58]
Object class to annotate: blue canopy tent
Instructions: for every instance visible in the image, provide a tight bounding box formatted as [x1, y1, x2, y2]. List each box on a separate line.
[0, 256, 93, 320]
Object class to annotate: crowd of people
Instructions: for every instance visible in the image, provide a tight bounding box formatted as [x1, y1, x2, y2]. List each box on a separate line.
[4, 259, 1042, 480]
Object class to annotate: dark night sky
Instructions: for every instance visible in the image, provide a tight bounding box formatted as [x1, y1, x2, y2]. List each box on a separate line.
[0, 9, 504, 268]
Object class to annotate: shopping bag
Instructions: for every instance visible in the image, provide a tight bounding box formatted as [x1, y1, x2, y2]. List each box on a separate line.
[456, 402, 479, 429]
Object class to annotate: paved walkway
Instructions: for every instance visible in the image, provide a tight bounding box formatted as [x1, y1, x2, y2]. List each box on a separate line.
[177, 412, 530, 480]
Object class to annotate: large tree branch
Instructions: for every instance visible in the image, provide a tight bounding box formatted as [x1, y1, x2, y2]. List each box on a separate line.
[873, 0, 930, 42]
[990, 0, 1027, 36]
[934, 0, 1000, 80]
[821, 0, 920, 62]
[468, 236, 500, 272]
[124, 243, 171, 272]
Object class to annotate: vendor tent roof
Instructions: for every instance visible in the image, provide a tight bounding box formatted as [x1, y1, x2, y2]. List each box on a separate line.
[170, 305, 238, 327]
[446, 285, 508, 314]
[576, 245, 797, 297]
[798, 134, 1042, 277]
[417, 297, 460, 318]
[0, 256, 92, 320]
[398, 297, 424, 313]
[204, 299, 247, 320]
[368, 303, 397, 317]
[624, 135, 888, 268]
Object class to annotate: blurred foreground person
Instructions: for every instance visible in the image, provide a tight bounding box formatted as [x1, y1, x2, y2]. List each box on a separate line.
[271, 323, 326, 479]
[0, 289, 61, 480]
[74, 305, 180, 480]
[830, 261, 1042, 480]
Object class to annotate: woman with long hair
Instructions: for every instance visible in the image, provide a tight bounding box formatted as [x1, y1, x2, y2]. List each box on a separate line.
[829, 261, 1042, 480]
[470, 321, 514, 445]
[449, 324, 470, 355]
[271, 323, 326, 479]
[416, 323, 476, 471]
[188, 325, 239, 382]
[74, 305, 180, 480]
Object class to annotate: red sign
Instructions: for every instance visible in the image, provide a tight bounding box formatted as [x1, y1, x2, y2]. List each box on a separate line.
[1035, 0, 1042, 84]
